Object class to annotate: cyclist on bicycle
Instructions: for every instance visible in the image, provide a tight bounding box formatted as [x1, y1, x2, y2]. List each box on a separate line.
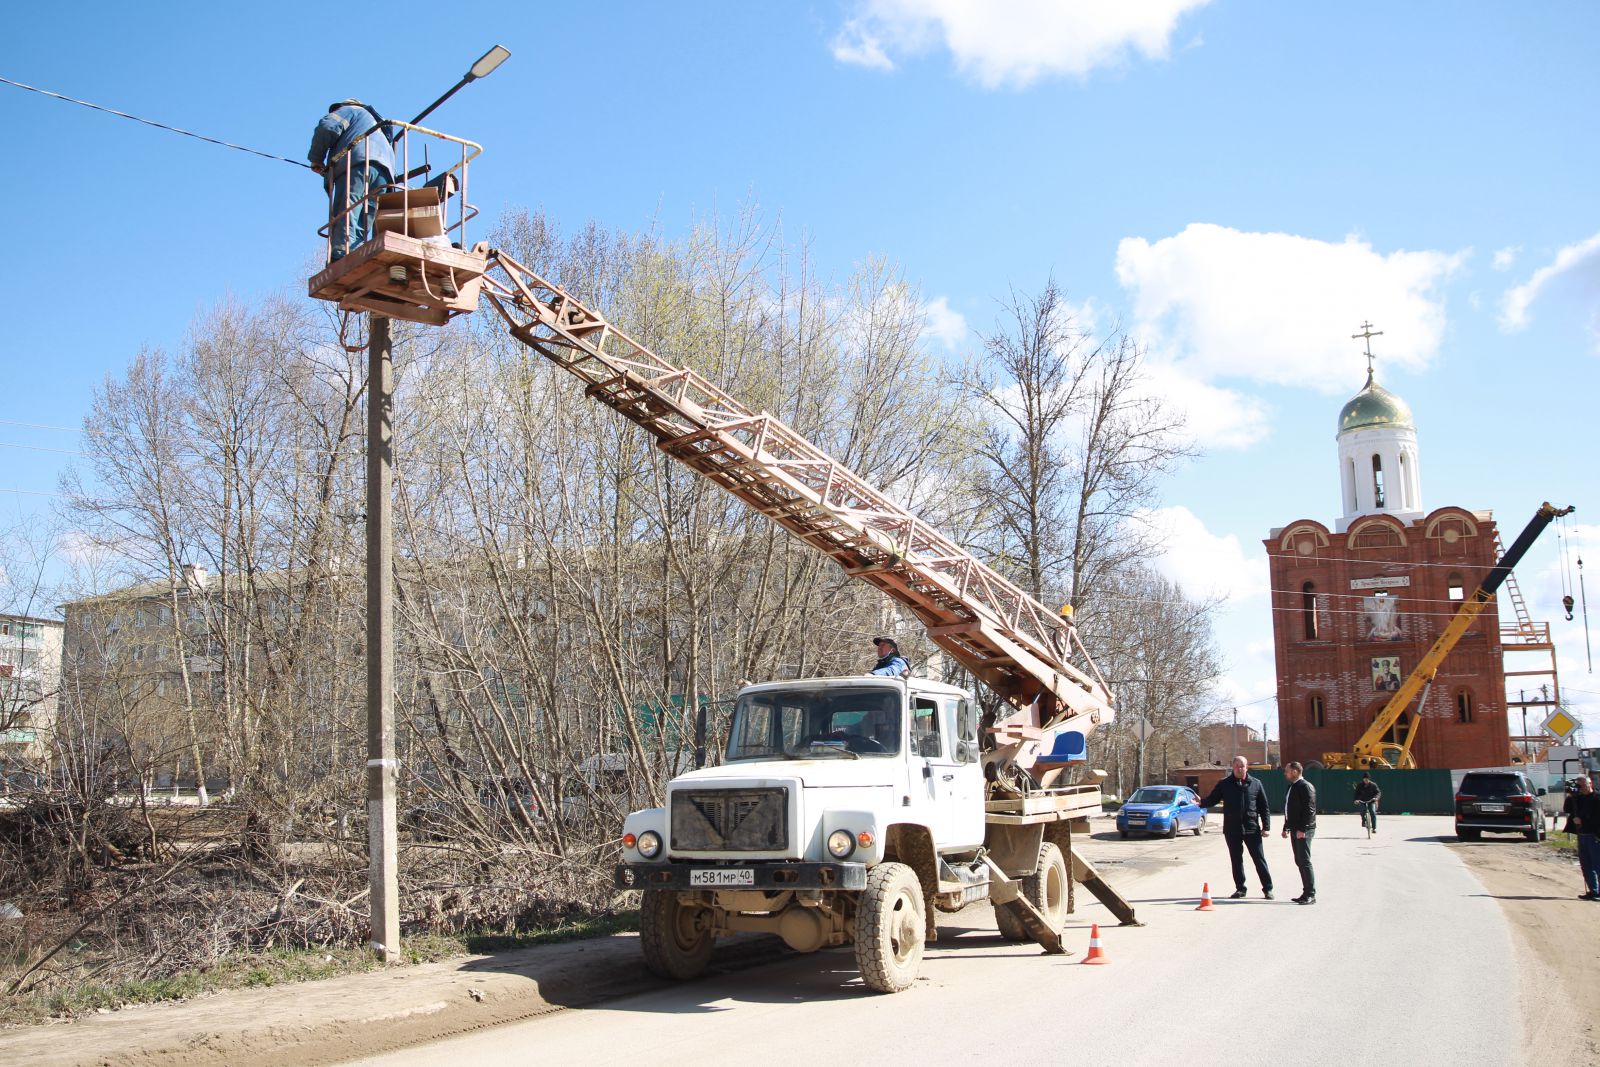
[1354, 772, 1382, 834]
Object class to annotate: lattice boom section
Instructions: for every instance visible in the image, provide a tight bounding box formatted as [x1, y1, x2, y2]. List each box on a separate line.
[481, 252, 1113, 729]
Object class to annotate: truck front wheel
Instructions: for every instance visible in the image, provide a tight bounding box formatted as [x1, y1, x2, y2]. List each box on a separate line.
[994, 841, 1069, 942]
[639, 891, 715, 980]
[854, 862, 926, 993]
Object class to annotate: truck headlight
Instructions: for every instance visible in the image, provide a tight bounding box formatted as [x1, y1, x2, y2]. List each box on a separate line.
[827, 829, 855, 858]
[637, 831, 663, 859]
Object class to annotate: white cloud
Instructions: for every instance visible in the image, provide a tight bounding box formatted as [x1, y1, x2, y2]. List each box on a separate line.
[1139, 361, 1272, 450]
[921, 296, 968, 348]
[829, 0, 1212, 89]
[831, 20, 895, 70]
[1492, 246, 1520, 271]
[1499, 230, 1600, 334]
[1137, 504, 1268, 604]
[1115, 223, 1466, 394]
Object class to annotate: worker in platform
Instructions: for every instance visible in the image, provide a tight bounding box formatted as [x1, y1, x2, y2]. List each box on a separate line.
[1281, 761, 1317, 905]
[308, 100, 396, 260]
[1353, 772, 1382, 834]
[1196, 755, 1275, 899]
[869, 636, 908, 677]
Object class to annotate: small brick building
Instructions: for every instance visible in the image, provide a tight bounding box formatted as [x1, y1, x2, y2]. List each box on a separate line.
[1266, 365, 1512, 770]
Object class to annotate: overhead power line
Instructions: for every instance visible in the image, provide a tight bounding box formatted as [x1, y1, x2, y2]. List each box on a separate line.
[0, 73, 311, 169]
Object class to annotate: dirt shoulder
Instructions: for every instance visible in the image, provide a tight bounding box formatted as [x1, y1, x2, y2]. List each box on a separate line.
[0, 932, 774, 1067]
[1450, 839, 1599, 1063]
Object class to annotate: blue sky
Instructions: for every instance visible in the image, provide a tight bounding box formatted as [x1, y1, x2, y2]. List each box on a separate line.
[3, 1, 1598, 739]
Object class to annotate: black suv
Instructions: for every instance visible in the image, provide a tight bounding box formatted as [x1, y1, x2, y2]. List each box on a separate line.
[1454, 771, 1547, 842]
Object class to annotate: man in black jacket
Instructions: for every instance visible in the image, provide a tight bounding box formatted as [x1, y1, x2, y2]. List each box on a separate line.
[1353, 772, 1382, 834]
[1566, 775, 1600, 900]
[1282, 761, 1317, 904]
[1197, 756, 1274, 899]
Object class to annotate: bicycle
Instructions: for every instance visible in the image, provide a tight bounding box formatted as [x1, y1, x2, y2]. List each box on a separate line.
[1359, 801, 1375, 838]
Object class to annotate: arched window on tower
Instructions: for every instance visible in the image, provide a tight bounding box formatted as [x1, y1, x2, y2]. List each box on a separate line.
[1447, 574, 1465, 602]
[1309, 694, 1326, 728]
[1301, 582, 1319, 639]
[1371, 454, 1386, 508]
[1456, 690, 1474, 724]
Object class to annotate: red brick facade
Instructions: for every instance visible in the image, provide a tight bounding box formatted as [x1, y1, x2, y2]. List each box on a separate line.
[1266, 507, 1511, 769]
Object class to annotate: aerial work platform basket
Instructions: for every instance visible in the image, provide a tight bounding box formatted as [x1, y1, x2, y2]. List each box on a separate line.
[307, 121, 486, 326]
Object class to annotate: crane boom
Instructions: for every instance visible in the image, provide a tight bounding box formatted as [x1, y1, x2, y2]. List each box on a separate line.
[1330, 501, 1574, 770]
[478, 251, 1114, 775]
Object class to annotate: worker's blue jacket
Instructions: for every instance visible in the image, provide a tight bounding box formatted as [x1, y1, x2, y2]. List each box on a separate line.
[308, 104, 395, 177]
[870, 653, 908, 677]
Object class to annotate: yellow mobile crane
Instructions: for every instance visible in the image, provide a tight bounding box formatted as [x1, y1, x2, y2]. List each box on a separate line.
[1319, 502, 1574, 770]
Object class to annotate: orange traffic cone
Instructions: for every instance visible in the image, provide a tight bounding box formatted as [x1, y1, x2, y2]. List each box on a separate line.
[1081, 923, 1109, 964]
[1195, 882, 1215, 911]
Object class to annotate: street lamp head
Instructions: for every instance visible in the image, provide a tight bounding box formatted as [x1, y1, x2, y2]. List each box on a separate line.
[467, 44, 511, 81]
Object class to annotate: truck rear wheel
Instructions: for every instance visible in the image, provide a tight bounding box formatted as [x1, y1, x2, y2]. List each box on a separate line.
[854, 862, 925, 993]
[994, 841, 1069, 942]
[639, 891, 715, 980]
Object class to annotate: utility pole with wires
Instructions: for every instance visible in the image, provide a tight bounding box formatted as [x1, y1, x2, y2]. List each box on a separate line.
[356, 45, 510, 964]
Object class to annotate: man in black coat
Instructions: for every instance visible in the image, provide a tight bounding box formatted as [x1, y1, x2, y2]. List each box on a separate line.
[1282, 761, 1317, 904]
[1565, 775, 1600, 900]
[1197, 756, 1274, 899]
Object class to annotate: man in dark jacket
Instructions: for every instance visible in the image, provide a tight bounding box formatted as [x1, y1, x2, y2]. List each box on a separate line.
[1353, 772, 1382, 834]
[1566, 775, 1600, 900]
[1282, 761, 1317, 904]
[309, 100, 397, 260]
[1197, 756, 1274, 899]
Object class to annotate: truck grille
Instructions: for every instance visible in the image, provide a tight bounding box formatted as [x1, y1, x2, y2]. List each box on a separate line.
[670, 787, 788, 851]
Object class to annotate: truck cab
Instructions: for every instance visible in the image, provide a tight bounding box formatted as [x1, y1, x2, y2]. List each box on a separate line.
[618, 676, 983, 884]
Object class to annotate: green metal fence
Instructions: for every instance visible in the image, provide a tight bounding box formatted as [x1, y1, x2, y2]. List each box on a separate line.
[1255, 767, 1454, 815]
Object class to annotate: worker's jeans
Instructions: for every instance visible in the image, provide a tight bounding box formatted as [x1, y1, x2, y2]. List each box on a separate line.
[1290, 829, 1315, 897]
[328, 162, 391, 260]
[1578, 834, 1600, 895]
[1358, 800, 1378, 831]
[1225, 830, 1272, 892]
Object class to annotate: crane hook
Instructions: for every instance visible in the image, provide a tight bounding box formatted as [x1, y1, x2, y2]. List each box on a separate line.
[1563, 594, 1575, 621]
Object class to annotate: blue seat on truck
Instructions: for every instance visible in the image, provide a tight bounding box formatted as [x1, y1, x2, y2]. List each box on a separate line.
[1034, 730, 1087, 765]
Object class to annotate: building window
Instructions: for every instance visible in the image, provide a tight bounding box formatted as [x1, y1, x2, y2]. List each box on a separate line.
[1456, 691, 1474, 724]
[1301, 582, 1319, 639]
[1447, 575, 1465, 602]
[1371, 454, 1386, 508]
[1310, 694, 1326, 728]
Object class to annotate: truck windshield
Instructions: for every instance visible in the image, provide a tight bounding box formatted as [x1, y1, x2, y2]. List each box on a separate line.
[726, 686, 903, 761]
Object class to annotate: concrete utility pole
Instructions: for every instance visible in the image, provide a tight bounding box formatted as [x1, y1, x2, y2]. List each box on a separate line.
[360, 43, 511, 966]
[1520, 688, 1528, 763]
[367, 315, 399, 963]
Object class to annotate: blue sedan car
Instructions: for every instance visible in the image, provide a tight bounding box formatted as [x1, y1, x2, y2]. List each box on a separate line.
[1116, 785, 1206, 839]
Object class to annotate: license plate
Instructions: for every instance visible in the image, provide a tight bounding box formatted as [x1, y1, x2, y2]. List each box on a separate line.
[690, 868, 754, 887]
[1478, 803, 1506, 813]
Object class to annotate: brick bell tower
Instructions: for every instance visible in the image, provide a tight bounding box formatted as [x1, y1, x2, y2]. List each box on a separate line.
[1266, 329, 1512, 769]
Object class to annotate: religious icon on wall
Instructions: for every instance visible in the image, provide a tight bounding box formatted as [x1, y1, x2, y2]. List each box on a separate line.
[1363, 593, 1402, 640]
[1371, 655, 1402, 692]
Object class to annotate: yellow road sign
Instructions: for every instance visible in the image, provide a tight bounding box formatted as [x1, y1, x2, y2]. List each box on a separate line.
[1540, 708, 1579, 741]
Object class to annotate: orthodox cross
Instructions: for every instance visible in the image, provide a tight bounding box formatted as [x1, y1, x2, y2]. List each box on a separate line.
[1352, 321, 1383, 376]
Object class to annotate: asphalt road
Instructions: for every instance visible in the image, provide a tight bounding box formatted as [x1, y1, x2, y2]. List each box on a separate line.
[342, 815, 1520, 1067]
